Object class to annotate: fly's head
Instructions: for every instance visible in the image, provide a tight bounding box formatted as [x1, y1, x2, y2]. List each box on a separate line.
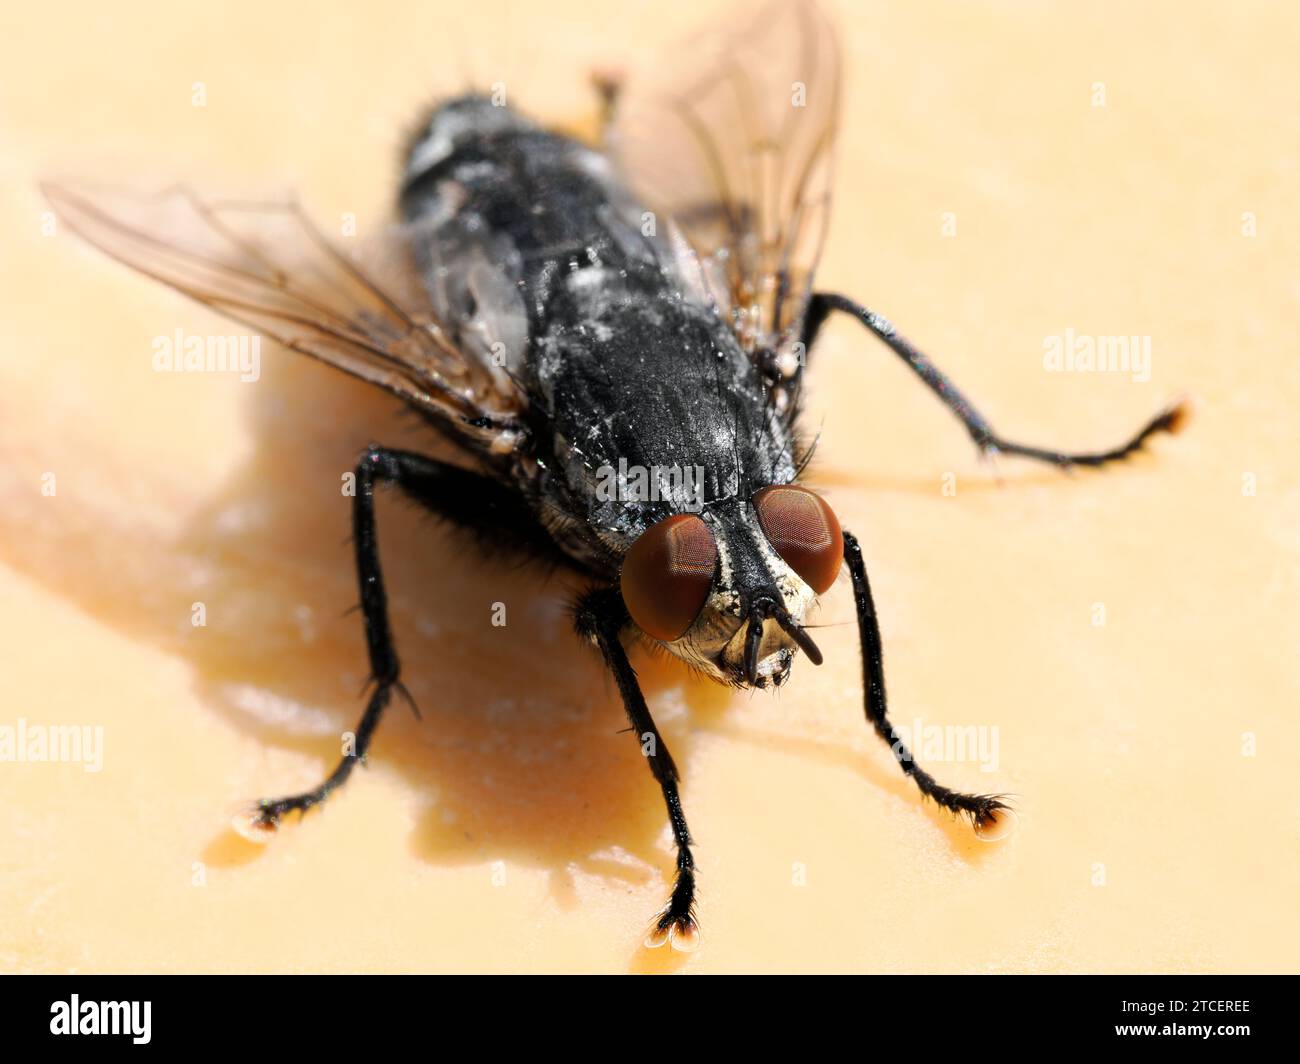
[619, 486, 843, 688]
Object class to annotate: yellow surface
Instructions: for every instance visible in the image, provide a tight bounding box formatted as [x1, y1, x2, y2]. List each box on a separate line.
[1, 0, 1297, 974]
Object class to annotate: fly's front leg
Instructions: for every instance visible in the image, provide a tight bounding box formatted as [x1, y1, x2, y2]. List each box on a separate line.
[236, 446, 474, 838]
[806, 292, 1187, 468]
[842, 531, 1014, 838]
[575, 587, 700, 952]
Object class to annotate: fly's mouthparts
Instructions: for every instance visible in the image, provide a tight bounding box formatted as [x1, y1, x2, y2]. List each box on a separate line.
[775, 606, 824, 667]
[743, 603, 768, 686]
[742, 598, 823, 684]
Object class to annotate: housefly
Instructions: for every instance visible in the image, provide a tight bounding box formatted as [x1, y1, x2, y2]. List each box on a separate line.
[44, 0, 1185, 952]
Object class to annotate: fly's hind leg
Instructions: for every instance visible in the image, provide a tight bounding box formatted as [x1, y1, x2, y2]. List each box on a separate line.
[235, 445, 555, 839]
[804, 292, 1188, 469]
[575, 587, 700, 952]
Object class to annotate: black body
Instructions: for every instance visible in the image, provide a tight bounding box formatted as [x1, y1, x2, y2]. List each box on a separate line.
[399, 97, 798, 577]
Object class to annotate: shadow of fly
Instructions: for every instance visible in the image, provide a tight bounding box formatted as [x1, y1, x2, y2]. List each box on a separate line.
[44, 0, 1185, 952]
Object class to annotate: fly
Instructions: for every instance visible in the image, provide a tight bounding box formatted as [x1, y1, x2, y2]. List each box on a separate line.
[43, 0, 1186, 952]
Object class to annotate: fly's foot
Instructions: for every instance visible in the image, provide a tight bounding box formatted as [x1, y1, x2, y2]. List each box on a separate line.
[231, 802, 279, 843]
[965, 795, 1017, 842]
[230, 795, 318, 842]
[644, 910, 701, 953]
[643, 866, 700, 951]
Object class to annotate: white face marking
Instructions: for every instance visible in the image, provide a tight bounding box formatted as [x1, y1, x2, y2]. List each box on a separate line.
[662, 507, 818, 684]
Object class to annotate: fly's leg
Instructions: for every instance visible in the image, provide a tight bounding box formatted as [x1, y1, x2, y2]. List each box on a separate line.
[590, 69, 624, 139]
[575, 588, 700, 952]
[842, 530, 1013, 837]
[805, 292, 1187, 468]
[236, 446, 550, 838]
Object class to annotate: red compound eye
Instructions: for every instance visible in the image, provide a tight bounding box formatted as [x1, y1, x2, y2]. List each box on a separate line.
[753, 485, 843, 594]
[620, 514, 718, 641]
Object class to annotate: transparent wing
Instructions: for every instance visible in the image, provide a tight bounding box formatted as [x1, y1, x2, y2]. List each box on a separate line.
[42, 181, 529, 456]
[608, 0, 841, 358]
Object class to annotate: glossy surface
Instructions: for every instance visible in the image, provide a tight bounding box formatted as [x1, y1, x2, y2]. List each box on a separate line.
[754, 485, 844, 594]
[621, 514, 718, 641]
[0, 0, 1296, 973]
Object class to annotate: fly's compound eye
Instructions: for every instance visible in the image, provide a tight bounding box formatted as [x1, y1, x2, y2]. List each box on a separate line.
[753, 485, 844, 594]
[620, 513, 718, 641]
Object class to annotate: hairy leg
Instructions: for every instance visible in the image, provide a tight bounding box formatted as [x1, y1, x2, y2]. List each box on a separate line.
[236, 446, 554, 836]
[805, 292, 1186, 467]
[842, 530, 1012, 834]
[574, 587, 700, 951]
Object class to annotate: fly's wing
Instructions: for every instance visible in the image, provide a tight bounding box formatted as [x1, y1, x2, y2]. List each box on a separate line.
[608, 0, 841, 365]
[42, 182, 530, 463]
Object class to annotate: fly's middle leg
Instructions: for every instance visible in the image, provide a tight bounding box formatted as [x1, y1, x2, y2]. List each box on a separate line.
[575, 588, 701, 952]
[805, 292, 1187, 469]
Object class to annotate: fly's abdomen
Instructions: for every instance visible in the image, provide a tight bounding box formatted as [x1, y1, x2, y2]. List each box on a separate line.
[398, 95, 665, 386]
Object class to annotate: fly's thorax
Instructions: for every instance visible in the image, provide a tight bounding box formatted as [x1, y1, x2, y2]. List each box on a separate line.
[532, 297, 802, 558]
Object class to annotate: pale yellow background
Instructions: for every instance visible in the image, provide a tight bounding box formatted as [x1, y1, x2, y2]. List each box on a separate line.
[1, 1, 1296, 974]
